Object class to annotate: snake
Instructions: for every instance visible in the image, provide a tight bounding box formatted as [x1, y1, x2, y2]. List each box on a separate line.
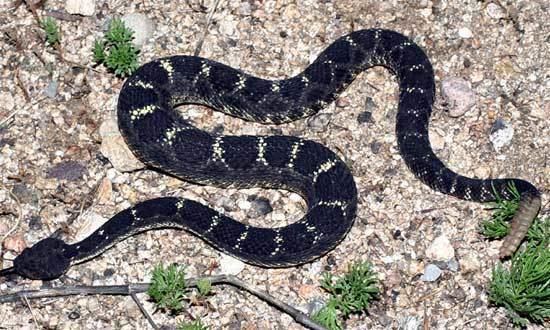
[0, 29, 541, 280]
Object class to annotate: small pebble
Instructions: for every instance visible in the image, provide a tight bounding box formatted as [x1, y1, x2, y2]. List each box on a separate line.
[446, 259, 459, 272]
[489, 118, 514, 152]
[440, 77, 476, 117]
[357, 111, 373, 124]
[217, 196, 237, 212]
[460, 252, 481, 273]
[237, 2, 252, 16]
[68, 310, 80, 320]
[307, 113, 331, 131]
[426, 235, 455, 261]
[103, 268, 116, 277]
[420, 264, 442, 282]
[392, 229, 402, 239]
[247, 196, 273, 217]
[2, 234, 26, 253]
[486, 3, 507, 19]
[458, 27, 473, 39]
[121, 13, 155, 48]
[219, 254, 245, 275]
[237, 199, 251, 210]
[370, 141, 382, 154]
[44, 80, 58, 98]
[398, 316, 422, 330]
[28, 215, 43, 230]
[65, 0, 95, 16]
[364, 96, 376, 111]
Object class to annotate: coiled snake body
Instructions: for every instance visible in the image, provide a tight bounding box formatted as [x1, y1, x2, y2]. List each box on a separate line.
[1, 29, 541, 280]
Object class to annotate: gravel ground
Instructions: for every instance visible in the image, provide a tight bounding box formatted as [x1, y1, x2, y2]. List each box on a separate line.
[0, 0, 548, 329]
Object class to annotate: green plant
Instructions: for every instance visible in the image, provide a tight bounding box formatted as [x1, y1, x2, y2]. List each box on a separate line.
[147, 264, 188, 313]
[488, 232, 549, 326]
[526, 215, 550, 244]
[479, 183, 549, 325]
[196, 278, 212, 297]
[312, 299, 342, 330]
[40, 17, 60, 46]
[313, 261, 379, 330]
[93, 18, 139, 76]
[176, 319, 209, 330]
[480, 182, 520, 239]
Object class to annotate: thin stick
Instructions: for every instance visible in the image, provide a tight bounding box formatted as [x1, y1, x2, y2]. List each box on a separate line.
[193, 0, 222, 56]
[130, 292, 158, 329]
[22, 295, 40, 328]
[0, 275, 326, 330]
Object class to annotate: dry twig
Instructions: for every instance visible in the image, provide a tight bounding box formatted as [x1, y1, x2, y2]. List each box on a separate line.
[193, 0, 222, 56]
[0, 275, 326, 330]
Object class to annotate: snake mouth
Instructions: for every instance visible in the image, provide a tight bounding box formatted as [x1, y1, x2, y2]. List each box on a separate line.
[498, 192, 542, 259]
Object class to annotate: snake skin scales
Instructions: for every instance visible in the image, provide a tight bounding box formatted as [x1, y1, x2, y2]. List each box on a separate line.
[1, 29, 541, 280]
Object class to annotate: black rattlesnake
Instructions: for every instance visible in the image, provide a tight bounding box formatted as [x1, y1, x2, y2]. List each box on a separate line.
[1, 29, 541, 280]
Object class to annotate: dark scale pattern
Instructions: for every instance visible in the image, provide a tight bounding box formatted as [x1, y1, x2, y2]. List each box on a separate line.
[2, 29, 540, 280]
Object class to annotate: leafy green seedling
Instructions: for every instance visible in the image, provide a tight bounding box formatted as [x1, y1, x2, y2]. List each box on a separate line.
[196, 278, 212, 297]
[40, 17, 61, 46]
[93, 18, 139, 76]
[480, 182, 520, 239]
[148, 264, 188, 313]
[313, 261, 379, 330]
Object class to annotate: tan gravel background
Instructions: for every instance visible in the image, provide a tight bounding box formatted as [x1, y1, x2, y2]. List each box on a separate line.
[0, 0, 548, 329]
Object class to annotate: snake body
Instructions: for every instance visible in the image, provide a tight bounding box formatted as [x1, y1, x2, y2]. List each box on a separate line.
[2, 29, 541, 280]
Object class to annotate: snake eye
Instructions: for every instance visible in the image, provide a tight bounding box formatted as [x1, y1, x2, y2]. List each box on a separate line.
[13, 238, 71, 280]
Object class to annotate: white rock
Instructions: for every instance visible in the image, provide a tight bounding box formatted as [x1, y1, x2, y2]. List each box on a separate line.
[460, 252, 481, 273]
[219, 254, 245, 275]
[218, 17, 238, 37]
[420, 264, 442, 282]
[65, 0, 95, 16]
[440, 77, 476, 117]
[426, 235, 455, 261]
[486, 3, 506, 19]
[489, 119, 514, 152]
[121, 13, 155, 48]
[237, 200, 251, 210]
[99, 117, 145, 172]
[458, 27, 473, 39]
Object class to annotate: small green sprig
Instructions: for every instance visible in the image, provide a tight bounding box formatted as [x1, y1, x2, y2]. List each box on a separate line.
[196, 278, 212, 297]
[40, 17, 61, 46]
[480, 182, 521, 239]
[176, 319, 209, 330]
[147, 264, 188, 313]
[313, 261, 379, 330]
[312, 299, 342, 330]
[93, 18, 139, 76]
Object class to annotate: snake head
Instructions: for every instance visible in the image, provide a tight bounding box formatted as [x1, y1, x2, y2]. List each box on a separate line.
[11, 238, 71, 280]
